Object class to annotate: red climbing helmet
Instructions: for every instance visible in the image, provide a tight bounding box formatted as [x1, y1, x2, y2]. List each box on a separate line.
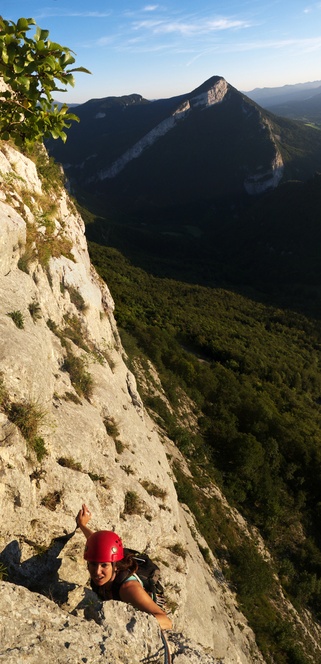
[84, 530, 124, 563]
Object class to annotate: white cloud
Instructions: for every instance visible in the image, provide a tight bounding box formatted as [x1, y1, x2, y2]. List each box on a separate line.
[36, 10, 112, 19]
[132, 17, 251, 36]
[95, 36, 117, 47]
[186, 35, 321, 63]
[143, 4, 159, 10]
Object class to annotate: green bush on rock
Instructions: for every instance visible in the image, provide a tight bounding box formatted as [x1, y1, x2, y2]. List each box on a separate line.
[0, 15, 90, 146]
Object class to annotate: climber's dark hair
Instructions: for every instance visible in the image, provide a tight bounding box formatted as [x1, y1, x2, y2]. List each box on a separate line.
[115, 551, 138, 574]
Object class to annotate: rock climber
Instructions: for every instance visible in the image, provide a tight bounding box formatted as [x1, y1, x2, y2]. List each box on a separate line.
[76, 503, 172, 631]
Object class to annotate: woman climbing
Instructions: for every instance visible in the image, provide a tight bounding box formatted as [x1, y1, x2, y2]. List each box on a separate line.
[76, 503, 173, 631]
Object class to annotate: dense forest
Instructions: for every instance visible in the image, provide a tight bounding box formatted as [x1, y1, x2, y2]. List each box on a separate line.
[89, 240, 321, 664]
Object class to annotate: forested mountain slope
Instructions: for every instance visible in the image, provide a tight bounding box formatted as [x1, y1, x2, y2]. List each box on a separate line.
[89, 239, 321, 663]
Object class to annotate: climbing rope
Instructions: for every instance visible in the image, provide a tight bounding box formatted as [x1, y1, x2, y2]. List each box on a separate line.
[161, 631, 172, 664]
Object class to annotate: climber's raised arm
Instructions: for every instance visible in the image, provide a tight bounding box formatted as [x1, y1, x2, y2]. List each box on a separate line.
[76, 503, 94, 539]
[119, 579, 172, 630]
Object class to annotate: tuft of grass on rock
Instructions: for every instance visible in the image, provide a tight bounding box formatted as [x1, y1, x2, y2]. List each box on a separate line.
[0, 373, 10, 411]
[32, 436, 48, 462]
[41, 491, 61, 511]
[167, 543, 187, 559]
[88, 471, 107, 483]
[7, 400, 48, 462]
[123, 490, 143, 516]
[103, 416, 120, 439]
[62, 350, 93, 400]
[62, 391, 82, 405]
[121, 464, 134, 476]
[141, 480, 167, 501]
[57, 457, 82, 471]
[7, 310, 24, 329]
[28, 300, 42, 322]
[66, 284, 88, 313]
[115, 439, 125, 454]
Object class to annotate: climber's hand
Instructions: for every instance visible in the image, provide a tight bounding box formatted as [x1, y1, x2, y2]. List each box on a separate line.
[76, 503, 92, 529]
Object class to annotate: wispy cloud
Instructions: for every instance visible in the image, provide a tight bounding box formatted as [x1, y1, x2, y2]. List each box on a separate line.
[132, 17, 251, 36]
[186, 35, 321, 65]
[36, 10, 112, 19]
[74, 7, 257, 54]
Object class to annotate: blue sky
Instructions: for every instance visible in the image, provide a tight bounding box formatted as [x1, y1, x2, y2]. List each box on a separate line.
[3, 1, 321, 103]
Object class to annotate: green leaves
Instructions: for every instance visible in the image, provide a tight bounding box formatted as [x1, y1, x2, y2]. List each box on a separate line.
[0, 16, 91, 146]
[16, 17, 35, 32]
[35, 27, 50, 42]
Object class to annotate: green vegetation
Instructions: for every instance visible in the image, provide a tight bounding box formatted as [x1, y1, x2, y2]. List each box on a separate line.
[27, 144, 65, 191]
[28, 300, 41, 322]
[0, 375, 48, 462]
[89, 240, 321, 663]
[6, 399, 48, 461]
[57, 457, 82, 471]
[88, 471, 106, 483]
[62, 314, 89, 351]
[7, 310, 24, 328]
[41, 491, 61, 511]
[62, 391, 82, 405]
[62, 350, 93, 400]
[114, 439, 125, 454]
[32, 436, 48, 462]
[46, 319, 94, 399]
[56, 458, 107, 485]
[198, 545, 211, 565]
[123, 490, 143, 516]
[174, 463, 311, 663]
[65, 284, 87, 312]
[167, 543, 187, 560]
[0, 374, 9, 411]
[17, 247, 33, 273]
[0, 16, 90, 146]
[8, 400, 44, 440]
[121, 464, 134, 476]
[0, 562, 8, 580]
[25, 219, 74, 269]
[103, 416, 120, 439]
[141, 480, 167, 501]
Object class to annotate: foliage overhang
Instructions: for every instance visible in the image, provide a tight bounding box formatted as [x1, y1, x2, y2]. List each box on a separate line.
[0, 16, 91, 146]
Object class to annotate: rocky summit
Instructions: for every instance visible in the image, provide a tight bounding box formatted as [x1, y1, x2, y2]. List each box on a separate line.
[48, 75, 321, 217]
[0, 142, 267, 663]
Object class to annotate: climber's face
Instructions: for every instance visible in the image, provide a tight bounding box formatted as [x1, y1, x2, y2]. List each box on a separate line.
[87, 561, 113, 585]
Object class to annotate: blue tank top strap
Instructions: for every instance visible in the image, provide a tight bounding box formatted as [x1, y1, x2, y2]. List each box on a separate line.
[123, 573, 143, 585]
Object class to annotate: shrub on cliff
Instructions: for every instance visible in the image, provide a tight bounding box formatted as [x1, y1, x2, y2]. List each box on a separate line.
[0, 16, 90, 146]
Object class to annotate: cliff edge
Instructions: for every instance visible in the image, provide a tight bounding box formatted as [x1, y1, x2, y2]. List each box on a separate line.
[0, 143, 265, 663]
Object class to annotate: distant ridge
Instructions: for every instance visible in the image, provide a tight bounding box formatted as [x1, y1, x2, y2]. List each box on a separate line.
[47, 75, 321, 218]
[244, 80, 321, 107]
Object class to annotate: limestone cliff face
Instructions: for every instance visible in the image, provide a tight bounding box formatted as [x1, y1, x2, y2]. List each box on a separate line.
[0, 143, 265, 663]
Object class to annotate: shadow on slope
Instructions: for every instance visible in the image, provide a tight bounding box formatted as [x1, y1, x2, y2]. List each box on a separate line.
[83, 173, 321, 320]
[0, 531, 76, 605]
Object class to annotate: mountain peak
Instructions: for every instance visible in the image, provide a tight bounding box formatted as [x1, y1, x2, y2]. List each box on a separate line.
[189, 75, 226, 97]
